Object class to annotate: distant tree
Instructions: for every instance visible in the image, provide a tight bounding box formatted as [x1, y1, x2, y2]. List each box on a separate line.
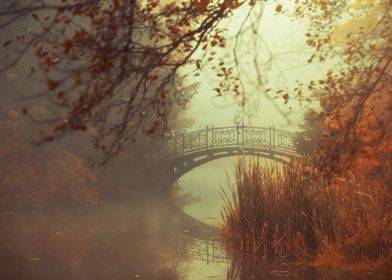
[0, 110, 99, 211]
[295, 109, 324, 157]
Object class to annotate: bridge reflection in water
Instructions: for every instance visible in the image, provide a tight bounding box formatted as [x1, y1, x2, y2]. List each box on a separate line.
[166, 125, 299, 180]
[173, 234, 229, 264]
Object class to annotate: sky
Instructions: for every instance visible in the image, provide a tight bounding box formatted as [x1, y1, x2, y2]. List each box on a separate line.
[182, 0, 329, 132]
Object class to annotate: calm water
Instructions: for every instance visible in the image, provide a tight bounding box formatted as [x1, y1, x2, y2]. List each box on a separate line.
[0, 158, 390, 280]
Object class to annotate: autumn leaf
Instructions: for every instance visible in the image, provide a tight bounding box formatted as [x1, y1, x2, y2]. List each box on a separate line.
[63, 40, 73, 53]
[196, 60, 202, 70]
[148, 75, 158, 81]
[101, 60, 112, 71]
[48, 80, 60, 91]
[54, 124, 65, 132]
[73, 29, 88, 41]
[113, 0, 120, 9]
[57, 91, 65, 99]
[320, 1, 327, 11]
[32, 13, 40, 21]
[196, 0, 209, 11]
[44, 136, 55, 142]
[3, 40, 12, 47]
[224, 0, 243, 9]
[283, 93, 289, 104]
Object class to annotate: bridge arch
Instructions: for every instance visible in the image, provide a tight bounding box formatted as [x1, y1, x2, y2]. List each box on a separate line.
[166, 125, 299, 181]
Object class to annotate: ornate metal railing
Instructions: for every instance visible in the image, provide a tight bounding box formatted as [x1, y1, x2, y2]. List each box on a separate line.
[166, 125, 297, 157]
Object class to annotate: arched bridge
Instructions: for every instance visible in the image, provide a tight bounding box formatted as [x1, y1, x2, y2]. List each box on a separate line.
[166, 125, 299, 181]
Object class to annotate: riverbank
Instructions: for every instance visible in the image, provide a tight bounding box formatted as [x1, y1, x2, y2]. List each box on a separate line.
[312, 250, 392, 274]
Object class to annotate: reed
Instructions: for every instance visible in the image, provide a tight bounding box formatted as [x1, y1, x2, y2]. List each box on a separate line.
[221, 157, 392, 267]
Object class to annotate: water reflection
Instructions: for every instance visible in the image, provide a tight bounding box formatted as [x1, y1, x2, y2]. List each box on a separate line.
[178, 157, 240, 226]
[226, 254, 390, 280]
[174, 235, 228, 264]
[1, 195, 391, 280]
[0, 199, 184, 280]
[227, 255, 324, 280]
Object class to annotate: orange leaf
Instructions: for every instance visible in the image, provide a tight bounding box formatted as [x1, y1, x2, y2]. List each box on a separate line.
[57, 91, 65, 99]
[44, 136, 54, 142]
[3, 40, 12, 47]
[32, 13, 40, 21]
[48, 80, 60, 91]
[73, 29, 88, 41]
[54, 124, 65, 132]
[113, 0, 120, 9]
[148, 75, 158, 81]
[224, 0, 243, 9]
[63, 40, 73, 53]
[283, 93, 289, 104]
[196, 0, 209, 11]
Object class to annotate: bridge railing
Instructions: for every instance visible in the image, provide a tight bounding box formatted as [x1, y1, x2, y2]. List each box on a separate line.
[166, 125, 298, 157]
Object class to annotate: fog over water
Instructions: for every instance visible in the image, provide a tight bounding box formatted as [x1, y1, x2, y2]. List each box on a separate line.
[1, 1, 391, 280]
[1, 189, 389, 280]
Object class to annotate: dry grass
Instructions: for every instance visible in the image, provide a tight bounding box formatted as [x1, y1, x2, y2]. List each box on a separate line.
[221, 157, 392, 271]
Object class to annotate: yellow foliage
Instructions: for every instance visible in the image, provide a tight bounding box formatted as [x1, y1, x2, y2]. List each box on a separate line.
[331, 0, 387, 45]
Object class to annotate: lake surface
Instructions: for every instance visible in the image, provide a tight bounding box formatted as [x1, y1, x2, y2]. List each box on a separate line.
[0, 158, 390, 280]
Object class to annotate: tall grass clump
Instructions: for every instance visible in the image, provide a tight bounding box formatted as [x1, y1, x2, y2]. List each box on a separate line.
[221, 157, 392, 268]
[315, 161, 392, 272]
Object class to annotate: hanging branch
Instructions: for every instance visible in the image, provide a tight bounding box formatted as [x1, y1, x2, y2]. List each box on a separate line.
[0, 0, 247, 163]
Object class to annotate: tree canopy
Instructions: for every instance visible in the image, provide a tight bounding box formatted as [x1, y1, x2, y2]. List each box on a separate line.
[1, 0, 248, 163]
[1, 0, 391, 167]
[296, 0, 392, 171]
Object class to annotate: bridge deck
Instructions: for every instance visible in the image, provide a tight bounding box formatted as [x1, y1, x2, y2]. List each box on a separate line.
[165, 125, 299, 180]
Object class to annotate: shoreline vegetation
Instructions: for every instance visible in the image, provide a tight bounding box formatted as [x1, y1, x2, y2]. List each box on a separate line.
[221, 158, 392, 274]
